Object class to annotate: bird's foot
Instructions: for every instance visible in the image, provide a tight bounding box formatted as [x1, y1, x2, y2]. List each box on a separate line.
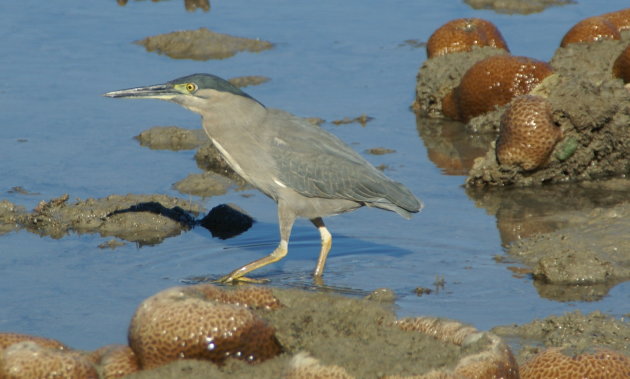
[214, 274, 270, 285]
[313, 275, 325, 287]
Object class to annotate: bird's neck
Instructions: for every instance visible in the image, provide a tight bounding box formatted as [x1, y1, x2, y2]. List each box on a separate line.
[201, 94, 266, 133]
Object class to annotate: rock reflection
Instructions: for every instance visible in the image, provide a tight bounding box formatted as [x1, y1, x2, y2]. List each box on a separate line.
[415, 114, 494, 175]
[466, 179, 630, 245]
[467, 178, 630, 301]
[116, 0, 210, 12]
[532, 281, 616, 302]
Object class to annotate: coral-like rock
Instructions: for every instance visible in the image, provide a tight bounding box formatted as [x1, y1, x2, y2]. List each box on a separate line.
[89, 344, 140, 379]
[0, 332, 68, 351]
[520, 348, 630, 379]
[613, 44, 630, 83]
[391, 317, 519, 379]
[560, 16, 621, 47]
[128, 284, 282, 370]
[0, 341, 98, 379]
[496, 95, 562, 171]
[444, 55, 553, 122]
[191, 284, 281, 310]
[426, 18, 509, 59]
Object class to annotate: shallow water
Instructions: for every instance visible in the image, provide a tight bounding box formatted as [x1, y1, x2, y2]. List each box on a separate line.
[1, 0, 629, 350]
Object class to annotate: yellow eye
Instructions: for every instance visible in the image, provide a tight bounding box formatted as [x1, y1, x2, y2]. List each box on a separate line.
[186, 83, 197, 92]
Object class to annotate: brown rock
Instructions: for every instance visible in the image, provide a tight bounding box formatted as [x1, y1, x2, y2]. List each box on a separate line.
[602, 8, 630, 32]
[612, 44, 630, 83]
[426, 18, 509, 59]
[445, 55, 553, 122]
[560, 16, 621, 47]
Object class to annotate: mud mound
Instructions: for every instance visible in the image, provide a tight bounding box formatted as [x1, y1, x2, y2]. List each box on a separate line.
[467, 34, 630, 187]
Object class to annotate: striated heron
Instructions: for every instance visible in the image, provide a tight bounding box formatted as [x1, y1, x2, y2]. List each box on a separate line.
[104, 73, 422, 283]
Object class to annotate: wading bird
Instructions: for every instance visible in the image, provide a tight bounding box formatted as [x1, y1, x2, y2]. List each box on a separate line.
[104, 73, 422, 283]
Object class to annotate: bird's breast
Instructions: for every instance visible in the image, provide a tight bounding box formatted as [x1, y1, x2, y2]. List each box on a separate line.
[210, 137, 249, 180]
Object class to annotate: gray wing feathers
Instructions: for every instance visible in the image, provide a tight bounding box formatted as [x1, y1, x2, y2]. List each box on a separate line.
[269, 113, 422, 217]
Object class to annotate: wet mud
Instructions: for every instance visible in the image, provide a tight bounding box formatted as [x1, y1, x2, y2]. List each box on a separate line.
[124, 288, 512, 379]
[135, 126, 206, 151]
[226, 75, 271, 89]
[467, 178, 630, 302]
[0, 200, 25, 235]
[1, 194, 254, 246]
[415, 14, 630, 309]
[116, 0, 211, 12]
[18, 194, 201, 245]
[466, 33, 630, 187]
[506, 202, 630, 302]
[173, 172, 242, 198]
[331, 114, 374, 127]
[415, 21, 630, 187]
[493, 310, 630, 365]
[0, 283, 626, 377]
[135, 28, 273, 60]
[3, 5, 629, 376]
[464, 0, 575, 15]
[365, 147, 396, 155]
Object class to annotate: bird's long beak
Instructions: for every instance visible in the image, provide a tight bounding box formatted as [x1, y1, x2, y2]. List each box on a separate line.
[103, 83, 179, 99]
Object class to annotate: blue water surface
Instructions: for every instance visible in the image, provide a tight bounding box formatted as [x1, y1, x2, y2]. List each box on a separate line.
[0, 0, 628, 350]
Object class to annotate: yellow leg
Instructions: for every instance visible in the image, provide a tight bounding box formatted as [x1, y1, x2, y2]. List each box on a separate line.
[216, 242, 288, 284]
[312, 217, 332, 278]
[216, 203, 295, 284]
